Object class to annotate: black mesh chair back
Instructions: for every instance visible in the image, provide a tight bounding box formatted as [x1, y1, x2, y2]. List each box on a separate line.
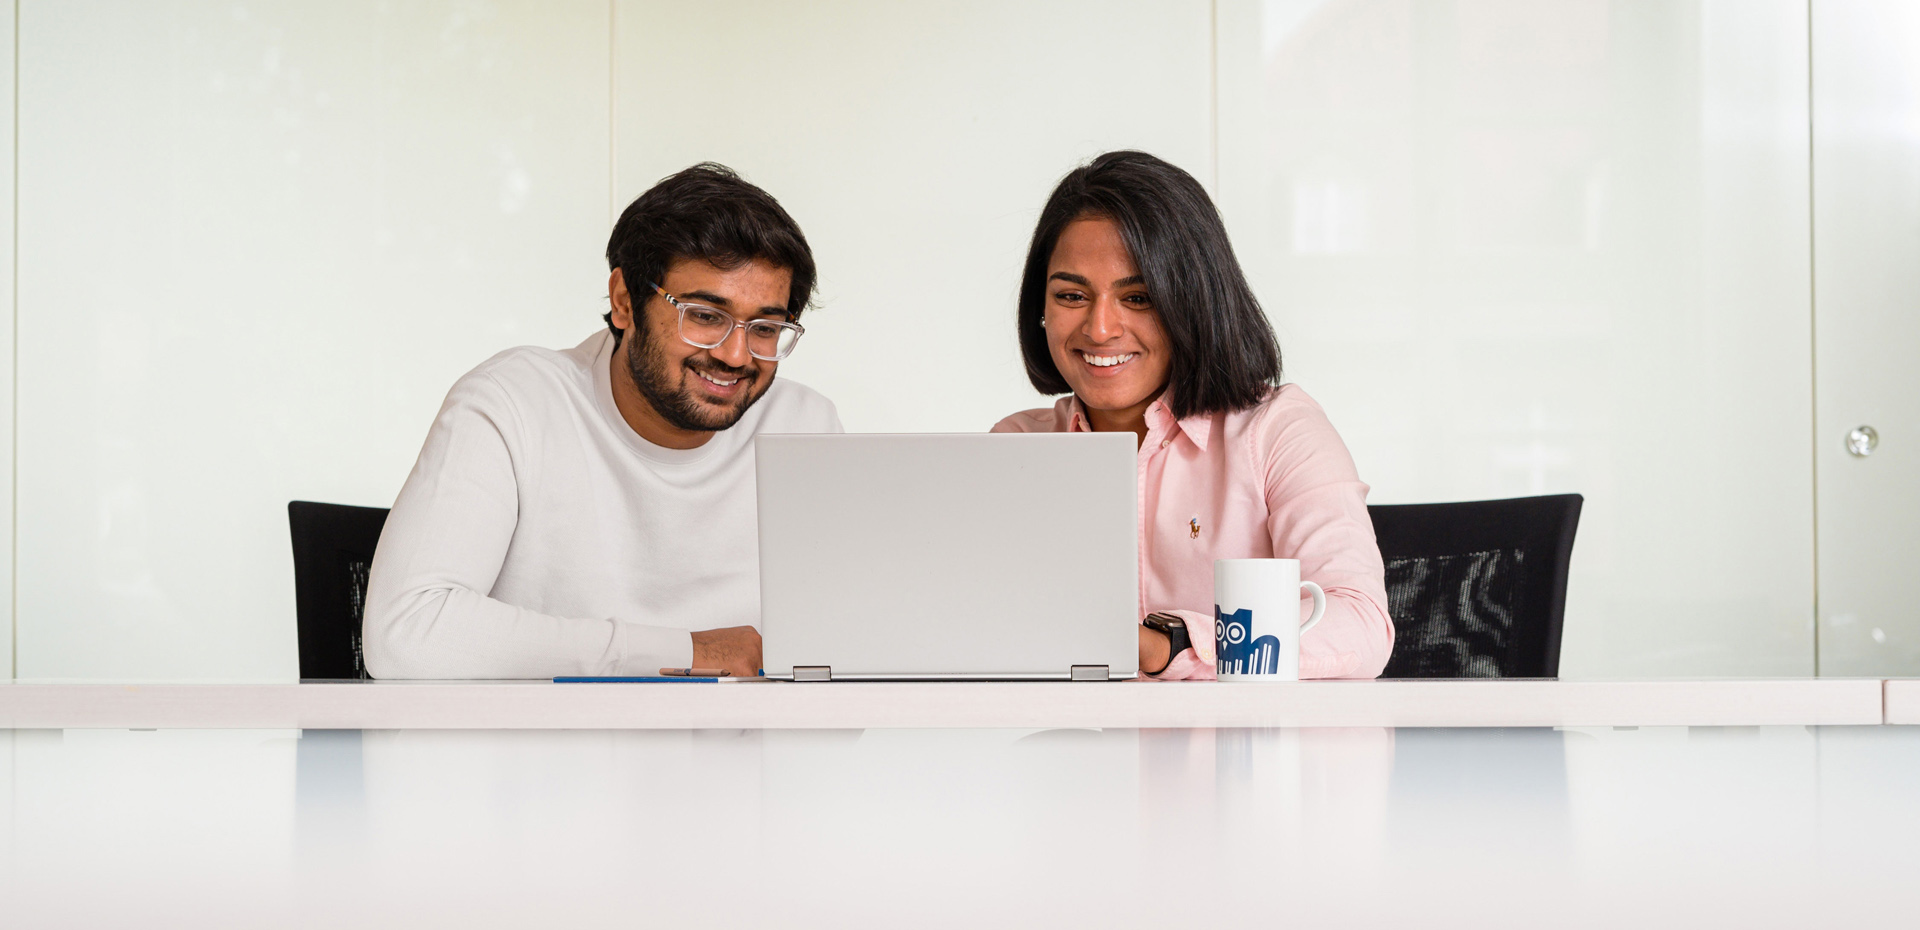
[288, 501, 391, 680]
[1369, 494, 1582, 679]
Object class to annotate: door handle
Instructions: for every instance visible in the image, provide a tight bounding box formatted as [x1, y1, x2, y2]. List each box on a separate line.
[1847, 425, 1879, 457]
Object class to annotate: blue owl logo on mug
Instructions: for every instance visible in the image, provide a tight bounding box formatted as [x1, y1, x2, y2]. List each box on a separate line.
[1216, 605, 1283, 675]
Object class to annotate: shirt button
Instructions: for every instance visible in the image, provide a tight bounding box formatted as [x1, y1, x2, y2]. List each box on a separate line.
[1160, 439, 1171, 448]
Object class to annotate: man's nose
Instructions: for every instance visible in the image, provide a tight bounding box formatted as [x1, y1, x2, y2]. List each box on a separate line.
[1083, 297, 1125, 342]
[709, 325, 754, 368]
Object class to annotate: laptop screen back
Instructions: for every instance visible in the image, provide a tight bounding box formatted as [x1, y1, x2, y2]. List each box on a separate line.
[755, 433, 1139, 680]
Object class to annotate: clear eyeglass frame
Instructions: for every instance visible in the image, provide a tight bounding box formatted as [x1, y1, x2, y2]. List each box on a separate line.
[649, 282, 805, 361]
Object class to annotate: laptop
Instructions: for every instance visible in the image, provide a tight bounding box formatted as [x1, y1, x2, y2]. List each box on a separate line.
[755, 432, 1139, 681]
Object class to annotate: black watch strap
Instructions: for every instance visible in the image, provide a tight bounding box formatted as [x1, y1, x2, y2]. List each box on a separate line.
[1144, 613, 1192, 670]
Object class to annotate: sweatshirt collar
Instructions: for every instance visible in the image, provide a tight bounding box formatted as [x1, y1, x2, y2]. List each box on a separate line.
[590, 331, 724, 465]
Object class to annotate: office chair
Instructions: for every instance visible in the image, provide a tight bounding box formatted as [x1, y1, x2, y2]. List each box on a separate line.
[1368, 494, 1582, 678]
[288, 501, 391, 680]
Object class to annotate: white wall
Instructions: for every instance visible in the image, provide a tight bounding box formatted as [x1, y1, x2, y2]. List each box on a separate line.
[1217, 0, 1817, 678]
[15, 0, 611, 678]
[1811, 0, 1920, 676]
[0, 0, 1867, 680]
[612, 0, 1215, 434]
[11, 0, 1214, 680]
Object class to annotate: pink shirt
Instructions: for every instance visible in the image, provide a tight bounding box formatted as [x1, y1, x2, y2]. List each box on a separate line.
[992, 385, 1394, 680]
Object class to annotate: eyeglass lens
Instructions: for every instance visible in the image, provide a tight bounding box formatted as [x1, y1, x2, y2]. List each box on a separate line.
[679, 305, 801, 360]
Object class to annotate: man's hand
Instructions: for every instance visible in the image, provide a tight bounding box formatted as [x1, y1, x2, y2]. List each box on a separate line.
[690, 626, 763, 677]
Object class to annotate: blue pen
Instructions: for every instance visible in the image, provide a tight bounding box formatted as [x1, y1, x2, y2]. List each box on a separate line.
[554, 676, 720, 683]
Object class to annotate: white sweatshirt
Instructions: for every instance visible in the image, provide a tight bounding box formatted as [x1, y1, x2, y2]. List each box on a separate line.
[363, 330, 843, 679]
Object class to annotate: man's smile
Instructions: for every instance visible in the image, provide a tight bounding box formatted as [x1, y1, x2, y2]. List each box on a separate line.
[689, 362, 753, 400]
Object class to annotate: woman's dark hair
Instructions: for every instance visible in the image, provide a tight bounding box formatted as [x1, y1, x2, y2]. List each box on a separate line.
[1017, 150, 1281, 419]
[604, 162, 815, 345]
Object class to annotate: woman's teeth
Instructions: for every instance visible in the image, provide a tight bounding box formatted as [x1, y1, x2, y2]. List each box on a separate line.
[1084, 353, 1137, 368]
[696, 370, 740, 387]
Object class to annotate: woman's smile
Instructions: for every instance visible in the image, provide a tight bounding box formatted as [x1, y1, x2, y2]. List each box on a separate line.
[1075, 349, 1142, 377]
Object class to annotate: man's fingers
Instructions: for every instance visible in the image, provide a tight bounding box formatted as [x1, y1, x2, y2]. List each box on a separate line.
[691, 626, 762, 677]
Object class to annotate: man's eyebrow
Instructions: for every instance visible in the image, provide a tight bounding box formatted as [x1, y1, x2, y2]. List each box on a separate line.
[679, 289, 733, 307]
[677, 290, 790, 320]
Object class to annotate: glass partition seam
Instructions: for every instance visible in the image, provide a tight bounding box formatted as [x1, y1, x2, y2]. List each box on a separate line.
[8, 0, 17, 682]
[1807, 0, 1821, 678]
[1208, 0, 1219, 193]
[608, 0, 617, 228]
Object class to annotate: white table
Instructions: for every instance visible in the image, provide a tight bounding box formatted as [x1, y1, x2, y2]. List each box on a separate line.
[4, 709, 1917, 927]
[4, 684, 1917, 927]
[1884, 678, 1920, 724]
[0, 677, 1890, 728]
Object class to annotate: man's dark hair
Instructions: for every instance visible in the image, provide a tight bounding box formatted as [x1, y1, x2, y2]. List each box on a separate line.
[1017, 150, 1281, 419]
[604, 162, 815, 345]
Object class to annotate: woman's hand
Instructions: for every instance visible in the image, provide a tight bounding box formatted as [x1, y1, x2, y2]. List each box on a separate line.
[1139, 624, 1172, 675]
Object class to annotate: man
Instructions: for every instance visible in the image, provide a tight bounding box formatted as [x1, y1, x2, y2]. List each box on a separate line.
[363, 163, 839, 678]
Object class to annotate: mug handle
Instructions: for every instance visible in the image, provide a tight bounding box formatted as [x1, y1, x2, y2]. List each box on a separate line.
[1299, 581, 1326, 634]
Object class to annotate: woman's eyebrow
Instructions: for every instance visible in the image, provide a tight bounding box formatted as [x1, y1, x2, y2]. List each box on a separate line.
[1112, 275, 1145, 288]
[1048, 271, 1092, 286]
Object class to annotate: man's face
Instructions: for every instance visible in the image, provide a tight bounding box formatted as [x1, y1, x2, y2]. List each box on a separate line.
[614, 257, 793, 435]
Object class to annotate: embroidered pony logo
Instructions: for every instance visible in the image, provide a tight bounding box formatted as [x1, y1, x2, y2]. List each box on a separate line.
[1216, 606, 1282, 675]
[1189, 517, 1201, 539]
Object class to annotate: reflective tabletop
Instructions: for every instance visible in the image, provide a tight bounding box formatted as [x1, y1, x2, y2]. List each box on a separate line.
[3, 726, 1916, 927]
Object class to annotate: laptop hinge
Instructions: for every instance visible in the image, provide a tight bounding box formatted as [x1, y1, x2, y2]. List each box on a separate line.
[1070, 665, 1109, 682]
[792, 666, 832, 682]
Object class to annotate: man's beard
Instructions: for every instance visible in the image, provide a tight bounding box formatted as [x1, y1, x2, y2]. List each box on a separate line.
[627, 324, 770, 433]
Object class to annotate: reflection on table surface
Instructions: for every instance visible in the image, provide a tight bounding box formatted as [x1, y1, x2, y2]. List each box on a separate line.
[2, 726, 1916, 927]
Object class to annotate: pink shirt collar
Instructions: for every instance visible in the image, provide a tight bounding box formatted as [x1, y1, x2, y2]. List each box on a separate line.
[1062, 394, 1213, 451]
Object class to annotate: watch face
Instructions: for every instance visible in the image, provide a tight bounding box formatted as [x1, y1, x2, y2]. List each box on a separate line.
[1147, 612, 1186, 631]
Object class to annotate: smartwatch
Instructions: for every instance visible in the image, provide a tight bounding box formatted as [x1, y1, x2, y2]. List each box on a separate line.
[1142, 612, 1192, 673]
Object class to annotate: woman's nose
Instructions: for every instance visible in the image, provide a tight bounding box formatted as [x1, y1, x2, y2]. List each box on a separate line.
[1083, 297, 1125, 342]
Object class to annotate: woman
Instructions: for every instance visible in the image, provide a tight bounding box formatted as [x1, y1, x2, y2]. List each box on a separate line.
[993, 151, 1394, 680]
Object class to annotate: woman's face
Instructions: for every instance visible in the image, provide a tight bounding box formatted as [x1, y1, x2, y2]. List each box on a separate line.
[1044, 216, 1172, 425]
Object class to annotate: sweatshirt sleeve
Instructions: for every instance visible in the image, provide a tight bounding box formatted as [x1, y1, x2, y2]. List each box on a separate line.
[361, 369, 693, 679]
[1253, 390, 1396, 680]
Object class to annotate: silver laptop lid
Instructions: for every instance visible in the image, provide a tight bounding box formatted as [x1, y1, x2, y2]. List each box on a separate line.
[756, 433, 1138, 680]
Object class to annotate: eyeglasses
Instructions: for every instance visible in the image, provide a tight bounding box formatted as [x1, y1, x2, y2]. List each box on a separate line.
[649, 282, 805, 361]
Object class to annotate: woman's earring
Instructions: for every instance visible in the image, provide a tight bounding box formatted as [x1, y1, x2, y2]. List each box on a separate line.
[1039, 316, 1048, 328]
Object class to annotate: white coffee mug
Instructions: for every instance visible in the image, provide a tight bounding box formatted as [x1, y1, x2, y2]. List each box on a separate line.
[1214, 559, 1326, 681]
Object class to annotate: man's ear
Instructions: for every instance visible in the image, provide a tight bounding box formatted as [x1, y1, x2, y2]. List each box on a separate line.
[608, 268, 635, 333]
